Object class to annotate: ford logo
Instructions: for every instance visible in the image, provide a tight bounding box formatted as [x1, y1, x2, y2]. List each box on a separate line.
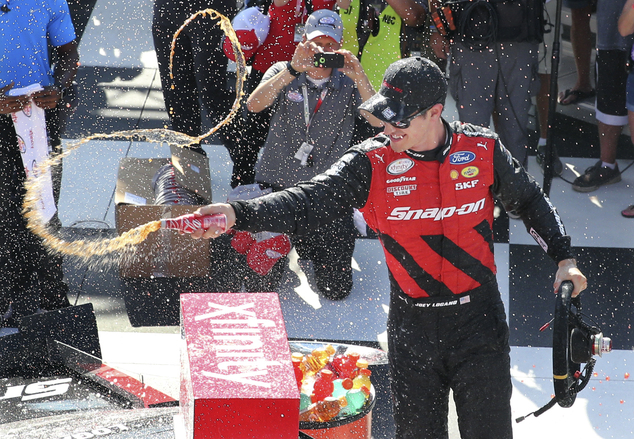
[449, 151, 476, 165]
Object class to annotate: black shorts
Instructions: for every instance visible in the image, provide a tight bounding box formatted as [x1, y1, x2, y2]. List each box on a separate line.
[596, 49, 629, 125]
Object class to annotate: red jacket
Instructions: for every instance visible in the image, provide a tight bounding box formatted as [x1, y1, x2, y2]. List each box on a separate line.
[252, 0, 336, 74]
[360, 130, 497, 298]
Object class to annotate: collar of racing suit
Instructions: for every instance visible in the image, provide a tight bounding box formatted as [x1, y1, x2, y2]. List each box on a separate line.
[405, 118, 453, 163]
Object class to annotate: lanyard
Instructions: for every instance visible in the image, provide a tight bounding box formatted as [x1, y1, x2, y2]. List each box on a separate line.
[302, 84, 328, 141]
[295, 0, 302, 18]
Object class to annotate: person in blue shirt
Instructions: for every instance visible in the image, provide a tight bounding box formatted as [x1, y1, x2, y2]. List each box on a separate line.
[0, 0, 79, 322]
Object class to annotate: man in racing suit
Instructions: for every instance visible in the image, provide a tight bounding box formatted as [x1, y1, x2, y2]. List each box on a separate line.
[190, 57, 588, 438]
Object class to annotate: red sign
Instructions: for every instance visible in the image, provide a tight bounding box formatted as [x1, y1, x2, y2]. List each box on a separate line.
[180, 293, 299, 438]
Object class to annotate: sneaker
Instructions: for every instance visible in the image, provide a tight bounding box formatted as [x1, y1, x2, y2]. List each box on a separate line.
[536, 145, 563, 176]
[572, 161, 621, 192]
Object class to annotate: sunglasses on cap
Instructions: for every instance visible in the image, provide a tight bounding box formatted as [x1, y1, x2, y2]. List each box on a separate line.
[387, 104, 434, 129]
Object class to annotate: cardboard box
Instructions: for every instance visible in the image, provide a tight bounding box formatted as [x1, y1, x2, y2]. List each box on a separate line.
[115, 146, 211, 278]
[179, 293, 300, 439]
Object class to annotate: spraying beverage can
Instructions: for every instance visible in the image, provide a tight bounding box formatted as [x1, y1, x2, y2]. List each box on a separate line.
[161, 213, 227, 234]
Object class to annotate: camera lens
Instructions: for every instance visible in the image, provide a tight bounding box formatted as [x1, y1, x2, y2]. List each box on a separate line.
[591, 333, 612, 357]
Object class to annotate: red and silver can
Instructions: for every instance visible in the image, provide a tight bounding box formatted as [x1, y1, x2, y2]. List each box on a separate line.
[161, 213, 227, 234]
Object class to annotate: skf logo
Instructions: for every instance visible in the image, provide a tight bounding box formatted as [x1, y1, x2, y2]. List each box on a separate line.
[0, 378, 72, 402]
[387, 184, 417, 196]
[387, 198, 486, 221]
[387, 158, 414, 175]
[449, 151, 476, 165]
[461, 166, 479, 178]
[456, 179, 479, 190]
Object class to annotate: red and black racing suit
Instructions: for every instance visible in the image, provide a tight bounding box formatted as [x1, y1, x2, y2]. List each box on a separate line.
[229, 120, 575, 439]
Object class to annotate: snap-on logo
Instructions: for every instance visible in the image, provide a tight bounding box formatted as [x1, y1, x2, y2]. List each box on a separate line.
[387, 158, 414, 175]
[449, 151, 476, 165]
[387, 198, 486, 221]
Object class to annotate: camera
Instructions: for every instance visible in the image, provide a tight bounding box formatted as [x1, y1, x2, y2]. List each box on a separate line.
[313, 52, 344, 69]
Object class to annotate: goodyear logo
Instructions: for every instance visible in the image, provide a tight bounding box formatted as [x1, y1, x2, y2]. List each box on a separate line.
[461, 166, 479, 178]
[449, 151, 476, 165]
[386, 176, 416, 183]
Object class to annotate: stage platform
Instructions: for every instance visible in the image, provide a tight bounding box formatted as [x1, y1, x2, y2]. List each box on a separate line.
[1, 1, 633, 438]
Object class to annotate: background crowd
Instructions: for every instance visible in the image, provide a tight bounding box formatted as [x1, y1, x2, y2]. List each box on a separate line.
[1, 0, 633, 314]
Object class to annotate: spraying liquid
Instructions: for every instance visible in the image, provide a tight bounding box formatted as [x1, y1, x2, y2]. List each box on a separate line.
[22, 9, 247, 262]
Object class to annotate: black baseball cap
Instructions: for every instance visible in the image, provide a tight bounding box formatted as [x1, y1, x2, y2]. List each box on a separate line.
[359, 57, 448, 125]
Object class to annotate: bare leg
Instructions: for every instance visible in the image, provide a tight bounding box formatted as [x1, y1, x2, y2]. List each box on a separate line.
[598, 121, 622, 164]
[559, 6, 594, 104]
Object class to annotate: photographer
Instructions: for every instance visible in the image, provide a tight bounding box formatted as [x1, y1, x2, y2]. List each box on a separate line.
[241, 9, 380, 300]
[1, 0, 78, 322]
